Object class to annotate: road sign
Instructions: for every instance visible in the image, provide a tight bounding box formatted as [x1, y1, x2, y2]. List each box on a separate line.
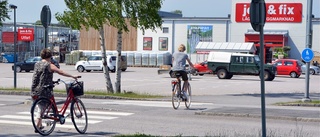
[40, 5, 51, 28]
[301, 48, 314, 62]
[249, 0, 266, 32]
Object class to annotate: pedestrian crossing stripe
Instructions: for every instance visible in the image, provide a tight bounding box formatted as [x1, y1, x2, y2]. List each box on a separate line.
[0, 119, 75, 128]
[0, 110, 134, 127]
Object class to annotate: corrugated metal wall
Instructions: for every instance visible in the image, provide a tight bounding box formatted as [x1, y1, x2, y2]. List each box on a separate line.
[79, 20, 137, 51]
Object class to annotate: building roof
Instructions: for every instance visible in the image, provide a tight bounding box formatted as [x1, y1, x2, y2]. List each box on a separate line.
[195, 42, 256, 53]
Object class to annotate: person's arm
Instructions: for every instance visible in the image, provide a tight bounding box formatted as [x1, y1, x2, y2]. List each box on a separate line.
[50, 64, 80, 79]
[186, 58, 194, 69]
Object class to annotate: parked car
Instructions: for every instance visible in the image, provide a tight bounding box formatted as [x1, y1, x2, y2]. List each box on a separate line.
[274, 59, 302, 78]
[75, 55, 127, 72]
[300, 61, 320, 75]
[12, 56, 60, 72]
[207, 52, 276, 81]
[192, 61, 212, 76]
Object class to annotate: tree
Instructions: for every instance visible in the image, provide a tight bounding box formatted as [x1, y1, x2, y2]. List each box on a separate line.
[0, 0, 10, 26]
[35, 20, 42, 25]
[171, 10, 182, 15]
[56, 0, 163, 93]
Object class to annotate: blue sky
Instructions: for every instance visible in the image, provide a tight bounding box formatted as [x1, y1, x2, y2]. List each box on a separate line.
[5, 0, 320, 24]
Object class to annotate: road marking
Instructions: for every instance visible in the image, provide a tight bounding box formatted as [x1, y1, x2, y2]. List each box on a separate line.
[87, 110, 134, 116]
[98, 100, 213, 108]
[0, 110, 134, 127]
[0, 119, 75, 128]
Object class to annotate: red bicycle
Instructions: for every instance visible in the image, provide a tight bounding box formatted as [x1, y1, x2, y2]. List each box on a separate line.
[30, 78, 88, 136]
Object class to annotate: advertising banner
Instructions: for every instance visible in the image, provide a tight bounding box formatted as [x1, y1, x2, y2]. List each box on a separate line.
[143, 37, 152, 50]
[187, 25, 213, 53]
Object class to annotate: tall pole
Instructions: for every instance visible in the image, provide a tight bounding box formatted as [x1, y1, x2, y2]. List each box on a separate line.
[303, 0, 313, 102]
[10, 4, 18, 89]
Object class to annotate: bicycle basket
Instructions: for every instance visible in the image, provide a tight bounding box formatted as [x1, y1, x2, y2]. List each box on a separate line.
[70, 81, 84, 96]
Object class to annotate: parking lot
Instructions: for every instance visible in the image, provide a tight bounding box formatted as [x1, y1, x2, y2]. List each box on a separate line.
[0, 63, 319, 96]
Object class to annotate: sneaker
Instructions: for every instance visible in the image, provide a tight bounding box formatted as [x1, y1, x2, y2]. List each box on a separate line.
[34, 126, 44, 133]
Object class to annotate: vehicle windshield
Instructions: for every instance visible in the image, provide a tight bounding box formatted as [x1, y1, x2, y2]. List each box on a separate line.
[254, 56, 260, 63]
[25, 57, 40, 63]
[297, 60, 305, 66]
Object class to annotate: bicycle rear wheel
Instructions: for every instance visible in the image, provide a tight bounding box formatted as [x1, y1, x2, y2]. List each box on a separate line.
[31, 98, 57, 136]
[172, 83, 181, 109]
[71, 98, 88, 134]
[184, 83, 191, 109]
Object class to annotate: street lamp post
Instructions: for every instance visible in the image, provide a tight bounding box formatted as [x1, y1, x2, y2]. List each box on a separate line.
[10, 4, 17, 89]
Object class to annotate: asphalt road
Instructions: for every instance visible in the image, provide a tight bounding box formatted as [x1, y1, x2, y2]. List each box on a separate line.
[0, 63, 319, 136]
[1, 63, 319, 97]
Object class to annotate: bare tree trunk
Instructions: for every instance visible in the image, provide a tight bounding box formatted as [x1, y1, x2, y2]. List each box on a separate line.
[99, 27, 114, 93]
[115, 29, 123, 93]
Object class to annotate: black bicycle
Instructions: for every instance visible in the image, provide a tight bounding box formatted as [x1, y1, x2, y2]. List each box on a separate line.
[171, 71, 191, 109]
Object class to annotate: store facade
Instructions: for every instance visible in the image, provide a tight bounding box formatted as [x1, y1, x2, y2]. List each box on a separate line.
[137, 0, 320, 63]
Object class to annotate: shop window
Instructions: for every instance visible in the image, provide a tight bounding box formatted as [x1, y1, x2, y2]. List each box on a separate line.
[163, 27, 169, 33]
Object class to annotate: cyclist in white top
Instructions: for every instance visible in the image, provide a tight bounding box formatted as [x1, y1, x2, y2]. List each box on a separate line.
[172, 44, 194, 95]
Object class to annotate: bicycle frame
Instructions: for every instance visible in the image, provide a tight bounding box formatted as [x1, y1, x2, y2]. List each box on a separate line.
[40, 82, 78, 122]
[51, 88, 76, 120]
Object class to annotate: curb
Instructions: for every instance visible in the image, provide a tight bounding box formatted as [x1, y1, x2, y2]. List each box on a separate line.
[195, 111, 320, 122]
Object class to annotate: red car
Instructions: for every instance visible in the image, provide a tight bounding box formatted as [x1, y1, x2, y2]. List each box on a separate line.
[274, 59, 302, 78]
[192, 61, 212, 76]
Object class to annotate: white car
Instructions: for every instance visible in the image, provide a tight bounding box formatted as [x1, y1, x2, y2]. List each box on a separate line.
[301, 64, 320, 75]
[75, 55, 127, 72]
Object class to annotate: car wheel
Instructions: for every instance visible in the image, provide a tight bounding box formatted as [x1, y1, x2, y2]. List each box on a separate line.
[226, 74, 233, 79]
[77, 66, 85, 72]
[264, 71, 271, 81]
[16, 66, 22, 72]
[192, 70, 199, 76]
[199, 74, 204, 76]
[86, 70, 91, 72]
[217, 69, 228, 79]
[309, 69, 315, 75]
[290, 72, 297, 78]
[121, 68, 127, 71]
[25, 70, 30, 72]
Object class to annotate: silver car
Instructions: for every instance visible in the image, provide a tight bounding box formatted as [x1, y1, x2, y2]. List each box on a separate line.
[300, 63, 320, 75]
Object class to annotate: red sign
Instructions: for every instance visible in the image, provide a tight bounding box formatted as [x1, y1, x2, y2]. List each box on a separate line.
[18, 28, 34, 41]
[235, 3, 303, 23]
[2, 32, 14, 43]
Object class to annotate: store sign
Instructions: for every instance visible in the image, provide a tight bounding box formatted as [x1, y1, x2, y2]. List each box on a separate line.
[235, 3, 302, 23]
[1, 32, 14, 43]
[18, 28, 34, 41]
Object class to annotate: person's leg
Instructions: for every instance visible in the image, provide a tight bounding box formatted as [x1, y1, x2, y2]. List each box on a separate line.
[181, 71, 189, 91]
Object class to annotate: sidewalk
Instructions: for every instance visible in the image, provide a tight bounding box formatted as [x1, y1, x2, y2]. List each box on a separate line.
[191, 94, 320, 122]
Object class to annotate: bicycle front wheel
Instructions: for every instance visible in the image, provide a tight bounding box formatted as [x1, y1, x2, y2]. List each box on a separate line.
[71, 98, 88, 134]
[172, 83, 181, 109]
[184, 83, 192, 109]
[30, 98, 57, 136]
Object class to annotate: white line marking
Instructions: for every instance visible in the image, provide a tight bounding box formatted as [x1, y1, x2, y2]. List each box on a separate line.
[99, 100, 213, 108]
[86, 111, 134, 116]
[0, 115, 101, 124]
[88, 115, 118, 120]
[0, 120, 75, 128]
[18, 111, 134, 116]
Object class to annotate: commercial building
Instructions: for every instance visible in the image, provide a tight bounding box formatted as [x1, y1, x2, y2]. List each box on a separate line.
[137, 0, 320, 63]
